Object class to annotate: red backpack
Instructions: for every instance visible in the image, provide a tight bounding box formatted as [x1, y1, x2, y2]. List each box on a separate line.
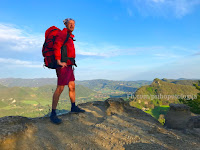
[42, 26, 61, 69]
[42, 26, 75, 69]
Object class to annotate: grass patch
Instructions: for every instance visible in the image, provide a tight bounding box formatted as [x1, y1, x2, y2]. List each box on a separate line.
[145, 105, 169, 119]
[0, 101, 8, 108]
[2, 105, 13, 110]
[22, 100, 38, 105]
[37, 100, 51, 106]
[145, 105, 169, 125]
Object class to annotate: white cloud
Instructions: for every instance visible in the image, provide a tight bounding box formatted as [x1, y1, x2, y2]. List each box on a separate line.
[0, 58, 43, 68]
[153, 53, 178, 59]
[193, 51, 200, 56]
[122, 0, 200, 18]
[126, 54, 200, 80]
[76, 40, 198, 60]
[0, 23, 121, 58]
[0, 23, 199, 80]
[76, 42, 121, 57]
[0, 23, 43, 52]
[0, 23, 195, 60]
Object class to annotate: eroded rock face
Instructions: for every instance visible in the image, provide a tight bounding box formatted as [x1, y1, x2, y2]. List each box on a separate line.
[0, 116, 30, 139]
[105, 98, 126, 115]
[165, 104, 192, 130]
[0, 116, 36, 150]
[165, 103, 200, 130]
[187, 116, 200, 129]
[0, 99, 200, 150]
[168, 103, 190, 111]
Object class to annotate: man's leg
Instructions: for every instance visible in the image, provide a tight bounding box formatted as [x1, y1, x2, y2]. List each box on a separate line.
[68, 81, 75, 103]
[52, 85, 65, 109]
[50, 85, 65, 124]
[68, 81, 85, 113]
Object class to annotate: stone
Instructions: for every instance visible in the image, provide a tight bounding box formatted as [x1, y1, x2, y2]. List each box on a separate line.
[165, 103, 192, 130]
[187, 116, 200, 129]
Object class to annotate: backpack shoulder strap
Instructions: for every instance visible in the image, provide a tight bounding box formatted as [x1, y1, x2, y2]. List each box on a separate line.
[63, 32, 71, 45]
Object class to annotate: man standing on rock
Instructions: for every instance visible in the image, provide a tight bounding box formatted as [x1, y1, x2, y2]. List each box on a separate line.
[50, 18, 85, 124]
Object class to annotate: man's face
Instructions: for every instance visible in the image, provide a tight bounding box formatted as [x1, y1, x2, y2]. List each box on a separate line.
[66, 20, 75, 32]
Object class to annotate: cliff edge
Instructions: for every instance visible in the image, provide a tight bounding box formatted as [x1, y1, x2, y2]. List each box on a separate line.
[0, 98, 200, 150]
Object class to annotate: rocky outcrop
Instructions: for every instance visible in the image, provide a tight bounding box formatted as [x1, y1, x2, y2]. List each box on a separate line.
[165, 104, 192, 130]
[165, 103, 200, 130]
[187, 116, 200, 129]
[0, 98, 200, 150]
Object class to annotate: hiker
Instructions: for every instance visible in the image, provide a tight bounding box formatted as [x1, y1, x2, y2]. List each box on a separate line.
[50, 18, 85, 124]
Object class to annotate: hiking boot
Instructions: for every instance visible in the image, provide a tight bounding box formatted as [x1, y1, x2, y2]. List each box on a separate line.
[50, 114, 62, 124]
[71, 106, 85, 113]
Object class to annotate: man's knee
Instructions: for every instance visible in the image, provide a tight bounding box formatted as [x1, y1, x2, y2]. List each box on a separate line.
[68, 81, 75, 91]
[56, 85, 65, 94]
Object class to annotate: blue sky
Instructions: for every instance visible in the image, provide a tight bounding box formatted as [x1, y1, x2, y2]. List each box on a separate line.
[0, 0, 200, 81]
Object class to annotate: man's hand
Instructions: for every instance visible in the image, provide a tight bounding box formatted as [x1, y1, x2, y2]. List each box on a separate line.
[57, 60, 67, 68]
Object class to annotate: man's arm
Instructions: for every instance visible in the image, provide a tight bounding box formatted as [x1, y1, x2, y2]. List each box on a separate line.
[53, 30, 67, 68]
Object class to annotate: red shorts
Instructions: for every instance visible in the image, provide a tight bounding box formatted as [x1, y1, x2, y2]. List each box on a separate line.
[56, 66, 75, 85]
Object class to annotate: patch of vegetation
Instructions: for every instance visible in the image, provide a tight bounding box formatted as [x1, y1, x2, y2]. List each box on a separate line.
[0, 101, 8, 108]
[134, 78, 199, 107]
[179, 81, 200, 114]
[145, 105, 169, 125]
[22, 100, 39, 105]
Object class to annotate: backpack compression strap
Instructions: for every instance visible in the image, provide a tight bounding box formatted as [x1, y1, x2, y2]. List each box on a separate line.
[43, 29, 59, 48]
[46, 29, 58, 39]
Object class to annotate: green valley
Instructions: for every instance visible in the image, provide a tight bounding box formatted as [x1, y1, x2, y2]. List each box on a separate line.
[0, 78, 199, 124]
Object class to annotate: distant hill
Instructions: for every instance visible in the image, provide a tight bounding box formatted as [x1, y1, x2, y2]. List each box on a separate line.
[35, 84, 96, 100]
[0, 78, 57, 87]
[0, 84, 96, 102]
[0, 78, 152, 92]
[1, 77, 199, 93]
[66, 79, 150, 92]
[0, 84, 7, 89]
[131, 78, 199, 109]
[162, 78, 199, 86]
[0, 78, 152, 117]
[0, 84, 96, 118]
[0, 78, 199, 88]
